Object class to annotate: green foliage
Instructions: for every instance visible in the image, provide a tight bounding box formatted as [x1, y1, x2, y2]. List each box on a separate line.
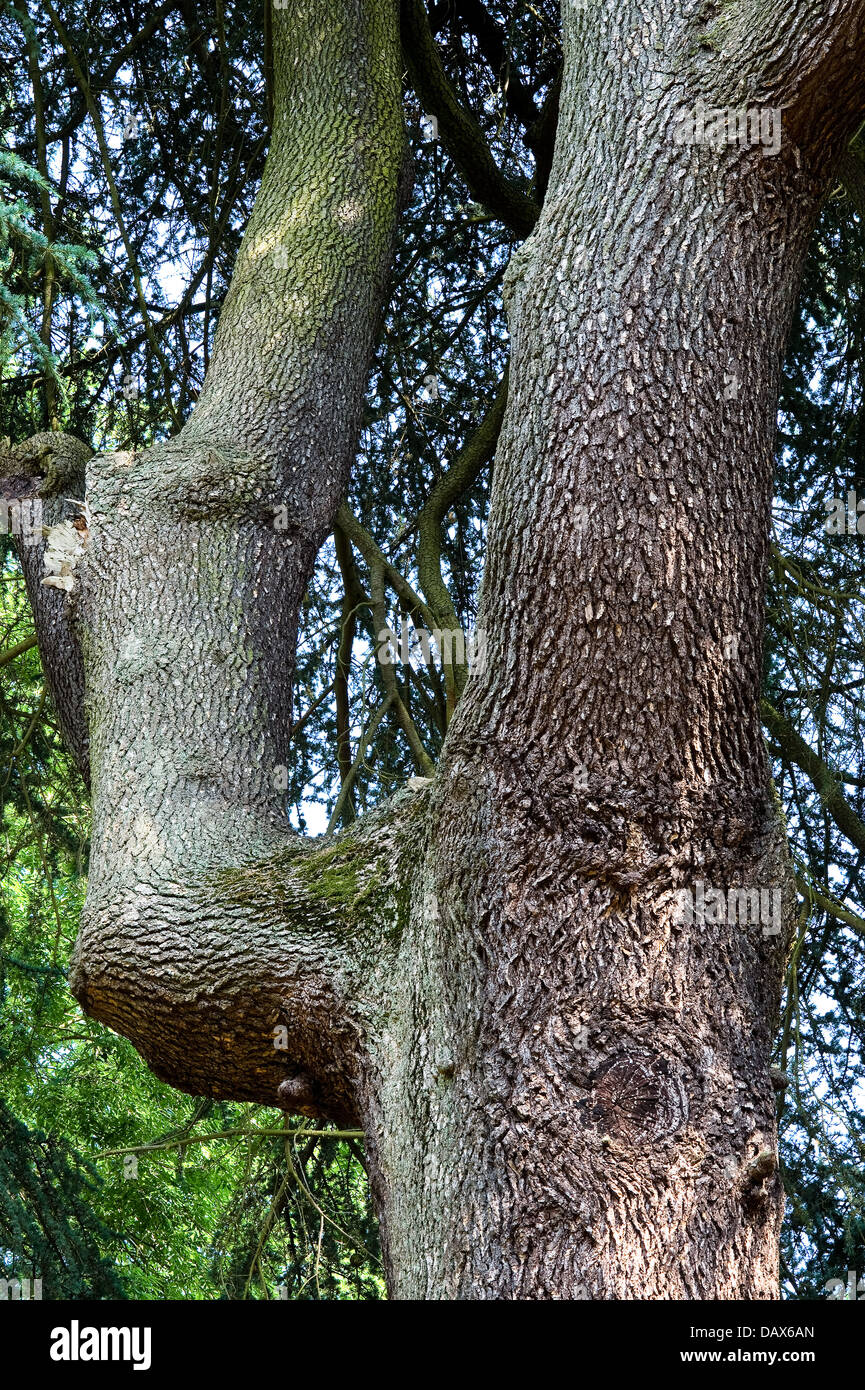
[0, 1099, 126, 1298]
[0, 144, 103, 405]
[770, 185, 865, 1298]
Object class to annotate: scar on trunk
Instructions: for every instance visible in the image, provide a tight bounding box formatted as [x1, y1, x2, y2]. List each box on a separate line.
[588, 1053, 687, 1142]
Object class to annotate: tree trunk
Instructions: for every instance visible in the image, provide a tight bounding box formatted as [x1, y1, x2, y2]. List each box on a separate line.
[21, 0, 865, 1298]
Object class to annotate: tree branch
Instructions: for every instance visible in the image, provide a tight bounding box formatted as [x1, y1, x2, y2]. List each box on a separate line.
[370, 560, 436, 777]
[1, 431, 92, 783]
[335, 502, 439, 632]
[794, 872, 865, 938]
[325, 695, 394, 835]
[400, 0, 539, 238]
[0, 635, 37, 668]
[416, 365, 507, 711]
[762, 700, 865, 854]
[450, 0, 542, 136]
[691, 0, 865, 158]
[333, 523, 369, 821]
[65, 0, 410, 1118]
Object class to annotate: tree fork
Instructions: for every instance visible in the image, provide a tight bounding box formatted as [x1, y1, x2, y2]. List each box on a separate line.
[17, 0, 865, 1300]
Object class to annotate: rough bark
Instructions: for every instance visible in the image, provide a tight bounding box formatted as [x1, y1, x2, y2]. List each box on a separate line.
[1, 432, 91, 782]
[68, 0, 406, 1115]
[362, 0, 865, 1299]
[17, 0, 865, 1299]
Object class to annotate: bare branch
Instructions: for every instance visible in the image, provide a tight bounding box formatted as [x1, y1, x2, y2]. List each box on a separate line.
[762, 699, 865, 855]
[400, 0, 540, 238]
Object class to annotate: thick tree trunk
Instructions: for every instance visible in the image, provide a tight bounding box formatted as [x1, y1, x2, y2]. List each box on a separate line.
[362, 4, 865, 1300]
[21, 0, 865, 1298]
[365, 2, 865, 1298]
[67, 0, 406, 1117]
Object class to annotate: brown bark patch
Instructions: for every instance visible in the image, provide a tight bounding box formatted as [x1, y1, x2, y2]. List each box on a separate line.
[589, 1053, 687, 1144]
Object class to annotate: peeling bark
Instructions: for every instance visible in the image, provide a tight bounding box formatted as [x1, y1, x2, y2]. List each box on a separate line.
[1, 431, 91, 782]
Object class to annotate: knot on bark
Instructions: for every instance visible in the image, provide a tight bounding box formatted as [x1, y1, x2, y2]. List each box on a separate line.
[276, 1072, 318, 1114]
[739, 1147, 779, 1205]
[589, 1052, 688, 1144]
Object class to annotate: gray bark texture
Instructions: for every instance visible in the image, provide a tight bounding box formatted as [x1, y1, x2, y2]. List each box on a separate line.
[1, 432, 91, 781]
[12, 0, 865, 1298]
